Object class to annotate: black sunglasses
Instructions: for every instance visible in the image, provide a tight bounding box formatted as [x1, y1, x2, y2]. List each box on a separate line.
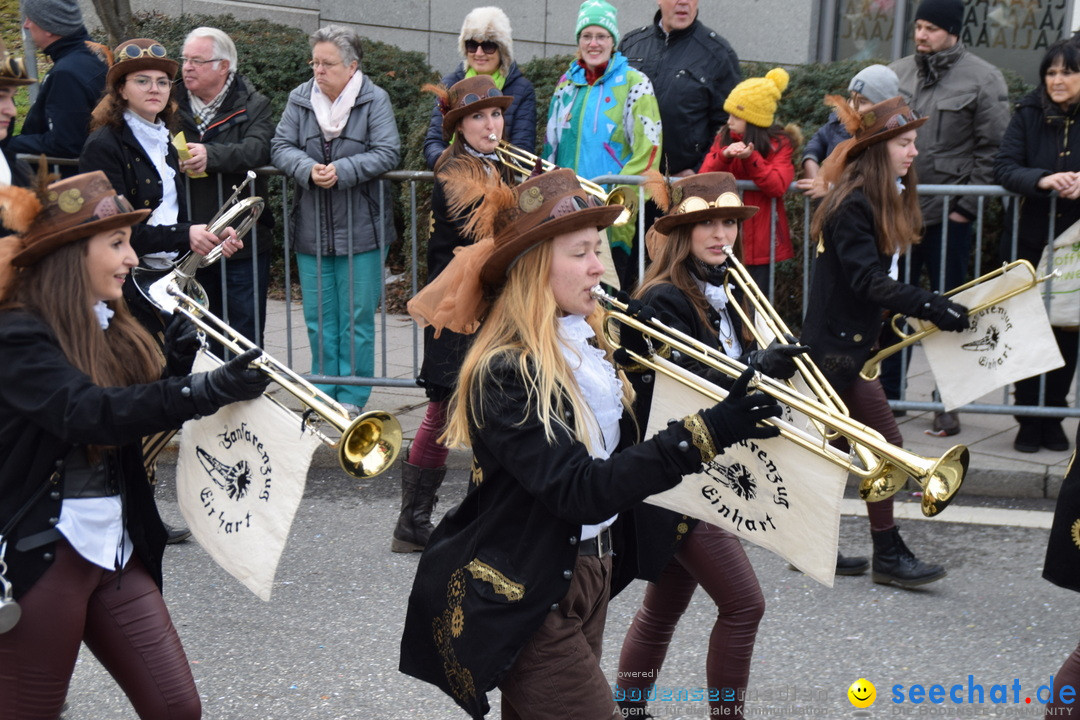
[465, 40, 499, 55]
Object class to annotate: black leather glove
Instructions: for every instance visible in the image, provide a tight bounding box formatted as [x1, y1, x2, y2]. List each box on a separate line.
[163, 314, 200, 377]
[925, 295, 970, 332]
[745, 338, 810, 380]
[691, 367, 781, 459]
[189, 348, 270, 415]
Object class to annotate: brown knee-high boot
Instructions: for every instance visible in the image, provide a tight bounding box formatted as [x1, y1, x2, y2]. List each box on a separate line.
[391, 460, 446, 553]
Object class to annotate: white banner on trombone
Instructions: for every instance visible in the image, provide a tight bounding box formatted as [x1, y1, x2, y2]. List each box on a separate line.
[915, 264, 1064, 412]
[645, 359, 846, 586]
[176, 351, 320, 601]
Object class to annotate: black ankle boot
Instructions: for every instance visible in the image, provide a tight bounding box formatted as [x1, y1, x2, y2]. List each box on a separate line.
[836, 551, 869, 576]
[1014, 420, 1041, 453]
[871, 526, 946, 588]
[1042, 420, 1070, 452]
[391, 461, 446, 553]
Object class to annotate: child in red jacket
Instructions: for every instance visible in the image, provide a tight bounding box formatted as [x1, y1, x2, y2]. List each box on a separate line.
[699, 67, 800, 292]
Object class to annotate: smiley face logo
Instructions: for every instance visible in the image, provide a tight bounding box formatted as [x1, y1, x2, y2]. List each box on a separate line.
[848, 678, 876, 708]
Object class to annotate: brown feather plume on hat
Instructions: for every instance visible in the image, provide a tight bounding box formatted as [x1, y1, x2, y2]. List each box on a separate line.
[422, 82, 451, 117]
[441, 157, 517, 242]
[0, 185, 43, 301]
[641, 169, 671, 213]
[825, 94, 863, 137]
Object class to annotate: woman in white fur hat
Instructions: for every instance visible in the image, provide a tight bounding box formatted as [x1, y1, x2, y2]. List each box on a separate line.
[422, 6, 536, 169]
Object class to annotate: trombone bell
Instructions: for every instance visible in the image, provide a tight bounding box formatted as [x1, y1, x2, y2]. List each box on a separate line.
[857, 444, 968, 516]
[155, 280, 402, 480]
[340, 411, 402, 479]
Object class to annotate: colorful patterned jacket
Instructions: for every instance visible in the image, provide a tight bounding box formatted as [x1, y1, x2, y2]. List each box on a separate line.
[543, 52, 661, 252]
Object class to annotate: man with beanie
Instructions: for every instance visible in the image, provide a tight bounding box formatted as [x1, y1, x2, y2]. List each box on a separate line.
[6, 0, 107, 166]
[890, 0, 1010, 436]
[173, 27, 274, 350]
[620, 0, 740, 177]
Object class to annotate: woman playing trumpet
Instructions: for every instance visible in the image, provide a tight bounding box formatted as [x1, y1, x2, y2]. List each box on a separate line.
[391, 75, 518, 553]
[614, 172, 811, 719]
[400, 167, 781, 719]
[802, 96, 969, 587]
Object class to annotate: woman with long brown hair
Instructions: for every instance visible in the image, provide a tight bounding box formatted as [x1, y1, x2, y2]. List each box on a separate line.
[0, 171, 267, 718]
[802, 96, 969, 588]
[80, 38, 237, 278]
[614, 172, 814, 719]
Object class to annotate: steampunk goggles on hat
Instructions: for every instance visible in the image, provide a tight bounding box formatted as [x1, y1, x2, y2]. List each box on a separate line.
[459, 86, 502, 106]
[1, 55, 26, 80]
[119, 43, 168, 61]
[672, 192, 745, 216]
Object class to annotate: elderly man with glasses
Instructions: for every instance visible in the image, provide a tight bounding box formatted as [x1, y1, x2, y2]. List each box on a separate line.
[172, 26, 274, 350]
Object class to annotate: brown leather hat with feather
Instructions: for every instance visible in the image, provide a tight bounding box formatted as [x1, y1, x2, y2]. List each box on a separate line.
[476, 168, 623, 288]
[648, 171, 758, 235]
[425, 75, 513, 141]
[819, 95, 927, 184]
[407, 166, 623, 336]
[0, 170, 150, 269]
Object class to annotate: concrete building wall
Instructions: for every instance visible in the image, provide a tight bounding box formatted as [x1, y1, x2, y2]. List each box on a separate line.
[109, 0, 818, 72]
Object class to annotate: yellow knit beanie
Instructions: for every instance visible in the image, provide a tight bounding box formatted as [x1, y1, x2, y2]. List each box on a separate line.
[723, 67, 789, 128]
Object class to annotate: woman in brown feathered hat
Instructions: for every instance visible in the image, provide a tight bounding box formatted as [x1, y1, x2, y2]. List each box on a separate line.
[399, 167, 782, 718]
[614, 171, 812, 719]
[0, 171, 268, 718]
[390, 74, 518, 555]
[803, 96, 969, 588]
[79, 38, 241, 331]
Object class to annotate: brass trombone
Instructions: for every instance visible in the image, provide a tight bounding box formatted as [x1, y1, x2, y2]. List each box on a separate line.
[494, 141, 636, 225]
[859, 259, 1058, 381]
[147, 276, 402, 480]
[594, 286, 967, 517]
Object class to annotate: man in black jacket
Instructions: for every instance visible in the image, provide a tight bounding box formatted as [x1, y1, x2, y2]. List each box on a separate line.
[620, 0, 741, 177]
[6, 0, 106, 171]
[173, 27, 274, 348]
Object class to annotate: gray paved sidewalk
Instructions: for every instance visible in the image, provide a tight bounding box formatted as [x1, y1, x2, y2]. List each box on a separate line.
[260, 297, 1075, 499]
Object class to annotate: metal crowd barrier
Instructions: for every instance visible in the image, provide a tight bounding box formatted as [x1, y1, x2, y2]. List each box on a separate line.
[18, 156, 1078, 418]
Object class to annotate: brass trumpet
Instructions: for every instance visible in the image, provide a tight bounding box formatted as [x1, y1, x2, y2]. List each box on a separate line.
[148, 278, 402, 480]
[494, 141, 636, 226]
[860, 260, 1058, 381]
[594, 286, 967, 517]
[717, 247, 893, 494]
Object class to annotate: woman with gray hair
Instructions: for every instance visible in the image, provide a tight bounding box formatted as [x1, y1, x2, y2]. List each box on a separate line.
[422, 6, 536, 168]
[271, 24, 401, 415]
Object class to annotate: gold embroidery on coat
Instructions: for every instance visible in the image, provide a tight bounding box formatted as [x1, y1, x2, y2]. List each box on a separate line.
[433, 568, 475, 701]
[465, 558, 525, 602]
